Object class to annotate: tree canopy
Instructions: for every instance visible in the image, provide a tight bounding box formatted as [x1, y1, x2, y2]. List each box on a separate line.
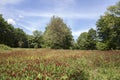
[0, 15, 27, 47]
[77, 28, 96, 50]
[27, 30, 43, 48]
[96, 1, 120, 50]
[44, 16, 73, 49]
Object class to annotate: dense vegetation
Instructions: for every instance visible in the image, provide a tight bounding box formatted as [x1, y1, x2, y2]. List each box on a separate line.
[0, 1, 120, 50]
[0, 44, 12, 51]
[96, 2, 120, 50]
[0, 49, 120, 80]
[0, 14, 27, 48]
[77, 28, 96, 50]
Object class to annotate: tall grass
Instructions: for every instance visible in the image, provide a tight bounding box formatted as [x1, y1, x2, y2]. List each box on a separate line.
[0, 44, 12, 51]
[0, 49, 120, 80]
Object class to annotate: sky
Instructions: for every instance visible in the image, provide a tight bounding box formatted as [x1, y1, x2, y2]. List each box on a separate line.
[0, 0, 119, 40]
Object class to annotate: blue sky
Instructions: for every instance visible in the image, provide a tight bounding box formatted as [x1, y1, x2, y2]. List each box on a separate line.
[0, 0, 119, 39]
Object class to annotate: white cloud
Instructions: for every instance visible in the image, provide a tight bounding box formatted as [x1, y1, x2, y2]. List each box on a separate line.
[0, 0, 102, 20]
[0, 0, 23, 5]
[6, 0, 99, 20]
[16, 9, 100, 19]
[7, 18, 16, 25]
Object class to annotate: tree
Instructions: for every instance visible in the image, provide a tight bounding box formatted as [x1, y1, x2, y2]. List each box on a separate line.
[87, 28, 96, 50]
[32, 30, 43, 48]
[14, 28, 27, 48]
[0, 15, 15, 47]
[77, 32, 88, 50]
[0, 14, 27, 48]
[96, 1, 120, 50]
[96, 42, 107, 50]
[77, 28, 97, 50]
[43, 16, 73, 49]
[27, 35, 34, 48]
[0, 14, 8, 45]
[27, 30, 43, 48]
[107, 1, 120, 16]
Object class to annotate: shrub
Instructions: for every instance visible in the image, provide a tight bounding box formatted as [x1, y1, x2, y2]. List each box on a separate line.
[96, 42, 108, 50]
[0, 44, 12, 50]
[34, 44, 38, 49]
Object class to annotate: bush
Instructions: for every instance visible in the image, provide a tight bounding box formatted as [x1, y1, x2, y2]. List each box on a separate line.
[96, 42, 108, 50]
[0, 44, 12, 50]
[34, 44, 38, 49]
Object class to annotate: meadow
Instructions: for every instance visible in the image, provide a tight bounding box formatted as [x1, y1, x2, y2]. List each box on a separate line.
[0, 49, 120, 80]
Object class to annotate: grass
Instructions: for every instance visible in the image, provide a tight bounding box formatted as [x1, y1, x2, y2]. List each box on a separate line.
[0, 49, 120, 80]
[0, 44, 12, 52]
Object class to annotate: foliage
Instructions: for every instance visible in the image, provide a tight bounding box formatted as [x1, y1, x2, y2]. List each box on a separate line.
[107, 1, 120, 16]
[96, 42, 108, 50]
[0, 44, 12, 50]
[14, 28, 27, 48]
[0, 15, 14, 47]
[87, 28, 97, 50]
[96, 1, 120, 50]
[0, 14, 27, 48]
[77, 32, 88, 50]
[44, 16, 73, 49]
[27, 30, 43, 48]
[77, 28, 96, 50]
[71, 41, 79, 49]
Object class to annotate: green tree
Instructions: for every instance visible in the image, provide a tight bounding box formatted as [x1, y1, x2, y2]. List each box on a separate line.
[87, 28, 96, 50]
[0, 14, 27, 48]
[77, 28, 96, 50]
[27, 30, 43, 48]
[32, 30, 43, 48]
[96, 42, 107, 50]
[44, 16, 73, 49]
[96, 1, 120, 50]
[14, 28, 27, 48]
[0, 14, 8, 44]
[77, 32, 88, 50]
[27, 35, 34, 48]
[0, 15, 15, 47]
[107, 1, 120, 16]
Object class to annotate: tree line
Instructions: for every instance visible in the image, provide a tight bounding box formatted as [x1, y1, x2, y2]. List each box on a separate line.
[0, 1, 120, 50]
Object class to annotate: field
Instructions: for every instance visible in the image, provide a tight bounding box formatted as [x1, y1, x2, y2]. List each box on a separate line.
[0, 49, 120, 80]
